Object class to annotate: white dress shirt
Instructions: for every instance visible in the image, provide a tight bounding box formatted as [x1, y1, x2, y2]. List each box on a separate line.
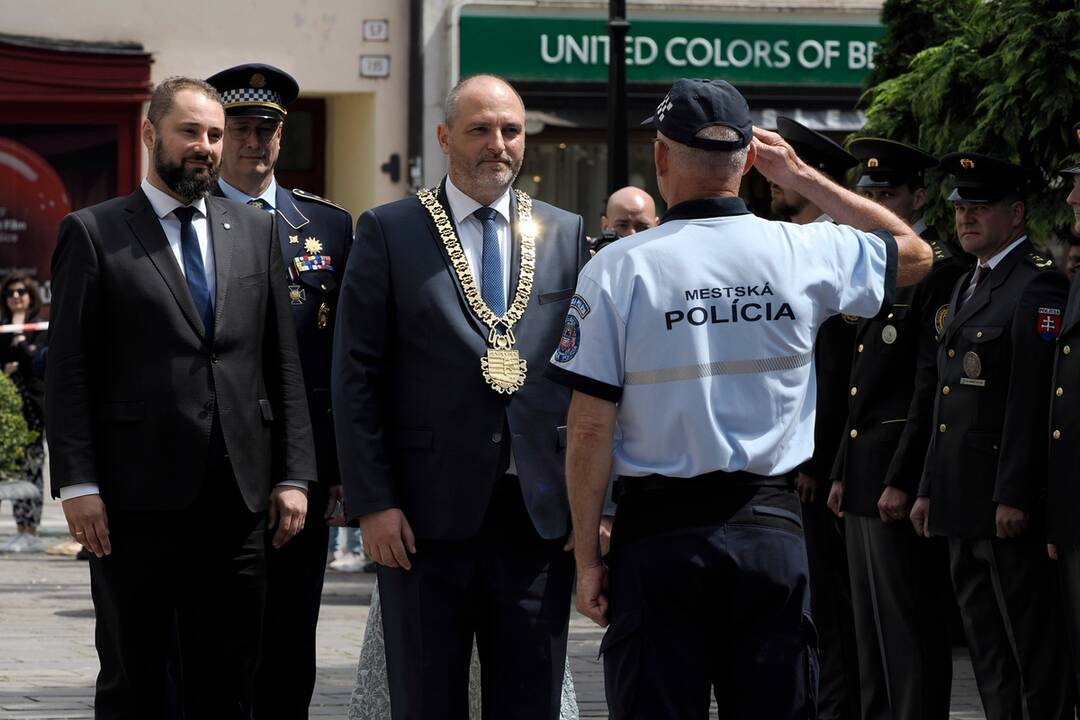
[443, 176, 513, 304]
[218, 177, 278, 211]
[960, 234, 1028, 306]
[442, 177, 517, 474]
[61, 179, 306, 501]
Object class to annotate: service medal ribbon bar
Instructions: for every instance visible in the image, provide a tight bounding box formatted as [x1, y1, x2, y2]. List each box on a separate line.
[417, 187, 536, 394]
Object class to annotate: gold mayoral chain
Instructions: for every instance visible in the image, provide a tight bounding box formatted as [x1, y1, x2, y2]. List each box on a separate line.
[416, 187, 537, 394]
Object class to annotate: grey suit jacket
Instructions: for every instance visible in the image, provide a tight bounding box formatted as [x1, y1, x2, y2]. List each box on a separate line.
[46, 188, 316, 512]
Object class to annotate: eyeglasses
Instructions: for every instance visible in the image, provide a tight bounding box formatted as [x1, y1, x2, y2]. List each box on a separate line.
[3, 288, 28, 298]
[225, 122, 281, 143]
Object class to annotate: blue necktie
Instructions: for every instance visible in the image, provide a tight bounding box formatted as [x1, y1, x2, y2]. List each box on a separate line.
[173, 206, 214, 340]
[473, 206, 505, 317]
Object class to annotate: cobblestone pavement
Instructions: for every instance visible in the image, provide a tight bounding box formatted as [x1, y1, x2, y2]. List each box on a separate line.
[1, 497, 986, 719]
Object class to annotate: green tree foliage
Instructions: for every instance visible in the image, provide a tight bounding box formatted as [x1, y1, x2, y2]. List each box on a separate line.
[860, 1, 1080, 242]
[0, 374, 36, 476]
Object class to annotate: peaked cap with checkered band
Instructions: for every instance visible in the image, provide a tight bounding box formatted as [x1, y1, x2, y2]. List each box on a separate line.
[206, 63, 299, 122]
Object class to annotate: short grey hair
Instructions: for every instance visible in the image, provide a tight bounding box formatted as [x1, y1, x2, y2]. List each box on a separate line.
[664, 125, 749, 177]
[444, 74, 524, 127]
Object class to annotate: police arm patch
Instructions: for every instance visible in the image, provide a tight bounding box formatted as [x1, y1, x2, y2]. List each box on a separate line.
[1037, 307, 1062, 341]
[569, 293, 591, 318]
[554, 314, 581, 363]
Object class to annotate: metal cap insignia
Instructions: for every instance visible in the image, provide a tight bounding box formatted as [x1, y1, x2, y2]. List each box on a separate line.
[867, 158, 879, 168]
[960, 158, 975, 169]
[250, 73, 266, 88]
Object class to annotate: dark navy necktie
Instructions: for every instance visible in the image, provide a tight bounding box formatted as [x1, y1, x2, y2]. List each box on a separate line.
[173, 206, 214, 339]
[472, 206, 505, 317]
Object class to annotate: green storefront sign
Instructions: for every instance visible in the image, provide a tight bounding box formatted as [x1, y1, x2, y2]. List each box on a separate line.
[459, 15, 884, 87]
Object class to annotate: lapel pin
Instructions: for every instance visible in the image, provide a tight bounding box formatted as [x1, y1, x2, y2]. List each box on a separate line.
[223, 222, 231, 230]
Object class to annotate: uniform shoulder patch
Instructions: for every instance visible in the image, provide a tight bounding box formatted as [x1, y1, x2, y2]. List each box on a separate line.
[1037, 306, 1063, 341]
[927, 238, 951, 262]
[1025, 252, 1055, 269]
[554, 314, 581, 363]
[934, 304, 950, 336]
[292, 188, 348, 213]
[569, 294, 591, 318]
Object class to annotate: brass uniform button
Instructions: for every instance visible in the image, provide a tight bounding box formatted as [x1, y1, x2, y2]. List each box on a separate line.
[850, 429, 858, 439]
[1057, 387, 1064, 397]
[939, 423, 947, 433]
[948, 349, 956, 358]
[942, 386, 951, 395]
[976, 331, 983, 338]
[1065, 345, 1072, 355]
[857, 343, 864, 353]
[850, 387, 858, 397]
[1053, 430, 1062, 440]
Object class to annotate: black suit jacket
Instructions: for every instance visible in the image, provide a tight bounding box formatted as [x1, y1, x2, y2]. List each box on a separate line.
[332, 181, 589, 540]
[1047, 270, 1080, 544]
[918, 240, 1068, 538]
[45, 188, 316, 512]
[831, 232, 971, 516]
[213, 182, 354, 488]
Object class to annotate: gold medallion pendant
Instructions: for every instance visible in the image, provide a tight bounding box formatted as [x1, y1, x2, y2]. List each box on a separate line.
[417, 187, 537, 395]
[481, 330, 528, 394]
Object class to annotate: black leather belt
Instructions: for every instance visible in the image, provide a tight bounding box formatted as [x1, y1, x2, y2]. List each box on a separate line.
[614, 470, 794, 502]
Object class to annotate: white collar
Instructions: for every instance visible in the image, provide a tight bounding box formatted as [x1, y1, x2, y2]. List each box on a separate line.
[813, 212, 834, 224]
[141, 178, 207, 219]
[218, 176, 278, 208]
[443, 175, 512, 228]
[983, 234, 1027, 270]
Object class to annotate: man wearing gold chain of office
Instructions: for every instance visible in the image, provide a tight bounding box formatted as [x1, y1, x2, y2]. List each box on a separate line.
[331, 74, 590, 720]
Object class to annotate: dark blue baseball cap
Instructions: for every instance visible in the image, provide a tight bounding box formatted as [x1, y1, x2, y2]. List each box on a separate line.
[641, 78, 752, 151]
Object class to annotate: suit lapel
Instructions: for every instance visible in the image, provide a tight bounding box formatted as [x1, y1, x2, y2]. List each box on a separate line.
[206, 197, 234, 338]
[275, 185, 309, 265]
[944, 241, 1028, 342]
[124, 190, 206, 340]
[425, 182, 488, 338]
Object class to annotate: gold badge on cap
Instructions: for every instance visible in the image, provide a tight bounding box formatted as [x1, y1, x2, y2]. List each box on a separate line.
[289, 235, 300, 244]
[288, 284, 306, 306]
[867, 158, 879, 168]
[881, 324, 897, 344]
[963, 351, 982, 378]
[250, 73, 266, 88]
[304, 237, 324, 255]
[842, 314, 859, 325]
[960, 158, 975, 169]
[318, 302, 331, 330]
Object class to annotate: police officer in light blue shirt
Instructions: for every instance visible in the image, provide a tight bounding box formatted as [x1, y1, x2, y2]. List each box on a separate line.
[547, 78, 932, 719]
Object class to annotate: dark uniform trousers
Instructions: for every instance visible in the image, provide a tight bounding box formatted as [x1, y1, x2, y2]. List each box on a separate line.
[801, 314, 860, 720]
[602, 476, 817, 720]
[832, 235, 967, 720]
[376, 476, 573, 720]
[920, 242, 1073, 720]
[1054, 545, 1080, 706]
[91, 421, 267, 720]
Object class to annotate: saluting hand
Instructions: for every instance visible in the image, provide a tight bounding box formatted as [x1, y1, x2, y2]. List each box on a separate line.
[359, 508, 417, 570]
[750, 126, 803, 189]
[910, 497, 931, 538]
[576, 562, 609, 628]
[995, 504, 1029, 539]
[269, 485, 308, 548]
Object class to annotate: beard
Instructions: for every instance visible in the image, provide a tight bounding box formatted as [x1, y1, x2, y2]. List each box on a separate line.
[154, 140, 218, 203]
[451, 150, 521, 199]
[770, 191, 807, 220]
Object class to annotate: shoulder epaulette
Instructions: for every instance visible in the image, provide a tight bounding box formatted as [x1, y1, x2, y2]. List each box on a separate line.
[292, 188, 348, 213]
[927, 238, 951, 262]
[1025, 251, 1055, 269]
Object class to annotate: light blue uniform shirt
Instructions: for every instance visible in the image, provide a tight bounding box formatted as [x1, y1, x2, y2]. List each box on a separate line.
[547, 196, 897, 479]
